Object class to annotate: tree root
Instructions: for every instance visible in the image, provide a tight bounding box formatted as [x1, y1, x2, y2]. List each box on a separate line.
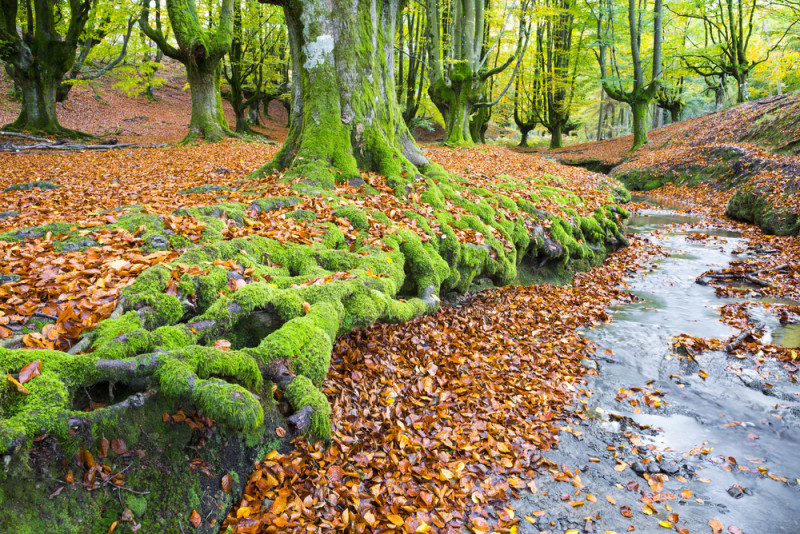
[696, 263, 790, 288]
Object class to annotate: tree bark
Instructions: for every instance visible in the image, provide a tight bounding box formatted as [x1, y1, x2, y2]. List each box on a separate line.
[262, 0, 428, 188]
[187, 63, 230, 140]
[631, 98, 648, 149]
[10, 63, 60, 132]
[549, 122, 563, 149]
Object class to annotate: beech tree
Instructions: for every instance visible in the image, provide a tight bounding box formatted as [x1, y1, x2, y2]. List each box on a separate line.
[139, 0, 235, 142]
[259, 0, 430, 189]
[396, 3, 428, 128]
[426, 0, 530, 144]
[673, 0, 799, 103]
[529, 0, 583, 148]
[513, 75, 538, 146]
[0, 0, 95, 135]
[591, 0, 664, 149]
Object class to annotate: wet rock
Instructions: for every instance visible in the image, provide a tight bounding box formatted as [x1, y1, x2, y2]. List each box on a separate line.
[646, 462, 660, 474]
[147, 235, 170, 250]
[727, 486, 745, 499]
[659, 459, 680, 475]
[580, 358, 598, 370]
[631, 462, 647, 475]
[227, 271, 244, 281]
[61, 242, 81, 252]
[348, 177, 366, 187]
[212, 167, 230, 174]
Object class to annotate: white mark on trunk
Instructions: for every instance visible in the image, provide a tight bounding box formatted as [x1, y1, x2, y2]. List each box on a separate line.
[303, 34, 334, 70]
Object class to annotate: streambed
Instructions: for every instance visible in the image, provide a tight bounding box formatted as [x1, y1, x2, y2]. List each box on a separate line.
[513, 205, 800, 533]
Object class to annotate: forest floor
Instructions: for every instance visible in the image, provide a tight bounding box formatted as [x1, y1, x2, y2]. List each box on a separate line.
[1, 76, 799, 534]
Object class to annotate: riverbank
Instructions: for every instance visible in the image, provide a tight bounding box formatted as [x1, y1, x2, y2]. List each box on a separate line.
[544, 93, 800, 237]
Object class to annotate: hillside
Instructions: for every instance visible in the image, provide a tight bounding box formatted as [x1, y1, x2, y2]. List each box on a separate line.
[545, 93, 800, 236]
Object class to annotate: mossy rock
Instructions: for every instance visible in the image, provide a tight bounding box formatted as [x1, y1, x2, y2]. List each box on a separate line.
[4, 180, 61, 192]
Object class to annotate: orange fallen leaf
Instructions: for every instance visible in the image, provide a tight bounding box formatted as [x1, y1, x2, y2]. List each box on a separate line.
[18, 360, 42, 384]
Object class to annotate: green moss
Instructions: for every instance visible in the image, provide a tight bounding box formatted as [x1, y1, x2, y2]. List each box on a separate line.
[333, 205, 370, 230]
[0, 222, 76, 242]
[286, 209, 317, 222]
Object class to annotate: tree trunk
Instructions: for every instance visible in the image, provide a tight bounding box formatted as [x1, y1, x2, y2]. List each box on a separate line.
[549, 122, 563, 149]
[186, 63, 231, 142]
[518, 128, 531, 147]
[735, 77, 748, 103]
[434, 76, 475, 145]
[669, 107, 680, 123]
[264, 0, 429, 189]
[249, 103, 261, 126]
[470, 105, 490, 144]
[630, 99, 648, 149]
[227, 75, 251, 134]
[8, 65, 61, 133]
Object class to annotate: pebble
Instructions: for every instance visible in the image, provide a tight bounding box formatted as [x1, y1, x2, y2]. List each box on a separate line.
[727, 485, 745, 499]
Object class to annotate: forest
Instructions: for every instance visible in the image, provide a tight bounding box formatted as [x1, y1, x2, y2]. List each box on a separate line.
[0, 0, 799, 533]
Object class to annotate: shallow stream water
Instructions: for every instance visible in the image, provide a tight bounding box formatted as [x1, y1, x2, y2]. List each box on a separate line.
[513, 205, 800, 533]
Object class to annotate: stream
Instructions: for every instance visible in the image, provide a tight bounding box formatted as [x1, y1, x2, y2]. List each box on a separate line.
[513, 204, 800, 533]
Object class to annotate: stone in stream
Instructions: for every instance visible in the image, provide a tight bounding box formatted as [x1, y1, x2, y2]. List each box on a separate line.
[659, 459, 680, 475]
[727, 485, 745, 499]
[631, 461, 646, 475]
[580, 358, 598, 370]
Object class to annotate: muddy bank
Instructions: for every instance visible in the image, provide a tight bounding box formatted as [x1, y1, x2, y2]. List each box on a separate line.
[513, 206, 800, 533]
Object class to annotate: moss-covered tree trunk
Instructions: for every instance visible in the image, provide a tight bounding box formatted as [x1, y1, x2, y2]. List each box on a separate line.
[10, 62, 61, 132]
[262, 0, 428, 188]
[518, 128, 532, 147]
[0, 0, 93, 137]
[630, 98, 649, 150]
[187, 63, 231, 140]
[549, 122, 563, 149]
[140, 0, 235, 143]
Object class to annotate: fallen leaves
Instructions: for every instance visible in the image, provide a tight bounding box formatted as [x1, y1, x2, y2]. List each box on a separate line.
[0, 232, 178, 349]
[222, 237, 661, 533]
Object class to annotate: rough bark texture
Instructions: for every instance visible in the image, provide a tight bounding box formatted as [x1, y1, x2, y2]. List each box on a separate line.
[262, 0, 429, 190]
